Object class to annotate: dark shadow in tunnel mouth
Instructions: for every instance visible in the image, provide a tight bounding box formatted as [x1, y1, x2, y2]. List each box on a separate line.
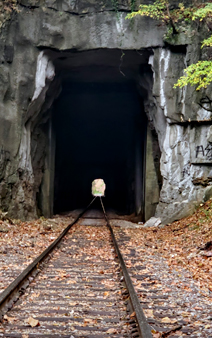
[32, 48, 160, 222]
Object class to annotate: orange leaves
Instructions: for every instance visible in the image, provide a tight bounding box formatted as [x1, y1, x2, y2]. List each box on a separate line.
[151, 328, 162, 337]
[3, 315, 17, 323]
[67, 279, 76, 284]
[83, 318, 97, 326]
[122, 200, 212, 292]
[26, 317, 40, 327]
[103, 291, 109, 297]
[152, 333, 162, 338]
[161, 317, 177, 324]
[181, 285, 192, 292]
[130, 311, 136, 318]
[0, 215, 72, 290]
[54, 270, 69, 280]
[106, 328, 118, 334]
[208, 284, 212, 292]
[143, 309, 154, 317]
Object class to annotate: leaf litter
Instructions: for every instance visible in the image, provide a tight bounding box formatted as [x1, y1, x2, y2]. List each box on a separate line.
[113, 199, 212, 337]
[0, 215, 72, 292]
[0, 221, 132, 337]
[0, 201, 212, 337]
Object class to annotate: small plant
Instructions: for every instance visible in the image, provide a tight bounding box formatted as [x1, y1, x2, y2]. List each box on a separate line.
[130, 0, 136, 13]
[111, 0, 137, 20]
[174, 61, 212, 91]
[126, 0, 170, 23]
[192, 2, 212, 21]
[126, 0, 195, 34]
[111, 0, 119, 15]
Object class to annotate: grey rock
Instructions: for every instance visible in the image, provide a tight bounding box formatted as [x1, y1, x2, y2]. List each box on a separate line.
[143, 217, 161, 228]
[203, 186, 212, 203]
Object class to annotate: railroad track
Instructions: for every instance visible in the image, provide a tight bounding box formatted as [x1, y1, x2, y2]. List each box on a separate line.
[0, 197, 152, 338]
[1, 197, 211, 337]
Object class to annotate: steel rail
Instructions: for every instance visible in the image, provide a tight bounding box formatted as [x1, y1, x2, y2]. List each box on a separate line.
[0, 196, 97, 320]
[100, 197, 153, 338]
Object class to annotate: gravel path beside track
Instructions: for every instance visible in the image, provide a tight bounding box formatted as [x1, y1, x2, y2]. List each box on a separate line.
[113, 227, 212, 338]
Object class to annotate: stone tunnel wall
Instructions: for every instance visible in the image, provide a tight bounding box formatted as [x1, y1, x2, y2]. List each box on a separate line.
[0, 0, 212, 223]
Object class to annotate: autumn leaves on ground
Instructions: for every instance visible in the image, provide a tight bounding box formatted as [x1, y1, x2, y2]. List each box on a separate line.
[1, 201, 211, 292]
[0, 214, 72, 292]
[146, 200, 212, 293]
[0, 200, 211, 328]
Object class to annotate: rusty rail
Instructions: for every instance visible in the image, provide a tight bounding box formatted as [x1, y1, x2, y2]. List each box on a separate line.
[100, 197, 153, 338]
[0, 195, 153, 338]
[0, 197, 97, 320]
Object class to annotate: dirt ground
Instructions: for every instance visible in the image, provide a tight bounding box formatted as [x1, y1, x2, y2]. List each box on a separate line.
[0, 201, 211, 337]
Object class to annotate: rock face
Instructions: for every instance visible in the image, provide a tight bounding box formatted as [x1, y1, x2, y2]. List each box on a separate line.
[0, 0, 212, 223]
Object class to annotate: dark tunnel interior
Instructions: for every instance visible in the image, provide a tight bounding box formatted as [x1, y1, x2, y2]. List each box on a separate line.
[52, 50, 149, 215]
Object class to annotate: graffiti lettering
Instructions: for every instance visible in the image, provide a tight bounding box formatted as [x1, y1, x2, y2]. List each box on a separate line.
[182, 166, 190, 178]
[205, 143, 212, 159]
[196, 143, 212, 160]
[196, 145, 204, 158]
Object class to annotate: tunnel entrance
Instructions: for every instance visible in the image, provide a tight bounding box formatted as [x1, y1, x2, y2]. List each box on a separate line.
[37, 49, 160, 220]
[53, 78, 146, 215]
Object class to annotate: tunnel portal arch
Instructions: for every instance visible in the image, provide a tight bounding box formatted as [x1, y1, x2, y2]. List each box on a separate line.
[30, 49, 161, 221]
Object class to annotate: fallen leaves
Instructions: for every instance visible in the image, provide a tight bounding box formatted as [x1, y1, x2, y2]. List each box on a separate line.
[0, 215, 72, 290]
[67, 280, 76, 284]
[106, 328, 117, 334]
[151, 331, 162, 338]
[83, 318, 98, 326]
[0, 221, 132, 337]
[121, 199, 212, 293]
[103, 291, 109, 297]
[144, 309, 154, 317]
[26, 317, 40, 327]
[113, 201, 212, 338]
[161, 317, 177, 324]
[3, 315, 17, 323]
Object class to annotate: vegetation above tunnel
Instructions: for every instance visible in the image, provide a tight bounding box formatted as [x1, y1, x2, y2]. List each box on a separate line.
[126, 1, 212, 91]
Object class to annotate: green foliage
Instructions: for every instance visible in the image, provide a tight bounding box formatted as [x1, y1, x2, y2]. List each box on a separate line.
[126, 0, 196, 24]
[111, 0, 119, 15]
[126, 0, 212, 90]
[130, 0, 136, 13]
[201, 35, 212, 48]
[175, 2, 212, 90]
[126, 0, 168, 22]
[126, 0, 198, 35]
[171, 3, 196, 22]
[192, 2, 212, 21]
[174, 61, 212, 90]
